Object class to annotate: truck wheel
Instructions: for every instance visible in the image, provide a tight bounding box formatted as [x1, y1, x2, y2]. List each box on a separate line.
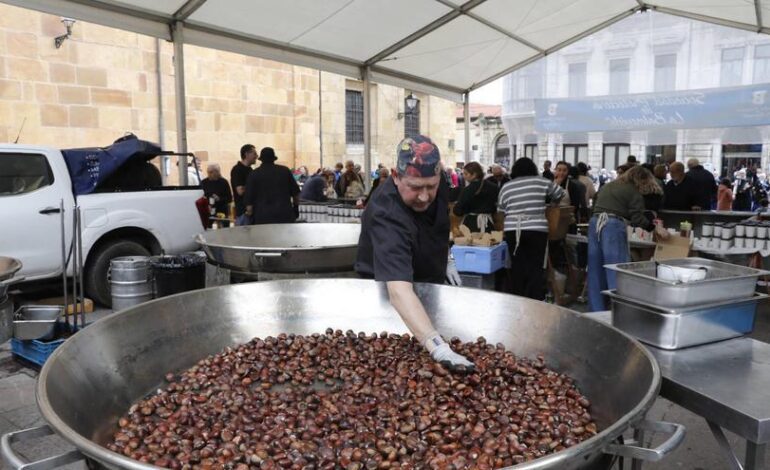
[85, 240, 151, 307]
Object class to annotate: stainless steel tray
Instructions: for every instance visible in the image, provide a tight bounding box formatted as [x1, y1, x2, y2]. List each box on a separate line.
[13, 305, 62, 341]
[605, 290, 765, 350]
[605, 257, 769, 308]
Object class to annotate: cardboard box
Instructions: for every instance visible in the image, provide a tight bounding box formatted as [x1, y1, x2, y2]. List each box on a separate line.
[653, 234, 691, 260]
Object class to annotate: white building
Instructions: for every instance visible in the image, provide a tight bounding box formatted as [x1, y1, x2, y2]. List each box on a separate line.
[454, 104, 508, 170]
[502, 11, 770, 177]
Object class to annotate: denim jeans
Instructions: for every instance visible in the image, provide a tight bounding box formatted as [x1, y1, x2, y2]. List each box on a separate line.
[587, 215, 629, 312]
[235, 214, 251, 226]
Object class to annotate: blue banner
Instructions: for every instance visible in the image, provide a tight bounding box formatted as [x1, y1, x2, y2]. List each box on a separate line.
[534, 84, 770, 133]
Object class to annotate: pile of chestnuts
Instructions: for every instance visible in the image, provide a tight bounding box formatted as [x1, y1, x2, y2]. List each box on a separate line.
[109, 330, 597, 469]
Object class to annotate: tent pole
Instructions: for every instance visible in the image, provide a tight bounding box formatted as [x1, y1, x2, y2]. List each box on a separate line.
[464, 92, 470, 164]
[172, 21, 189, 185]
[363, 66, 372, 191]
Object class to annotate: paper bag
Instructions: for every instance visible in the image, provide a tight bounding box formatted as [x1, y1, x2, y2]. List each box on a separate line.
[653, 234, 691, 260]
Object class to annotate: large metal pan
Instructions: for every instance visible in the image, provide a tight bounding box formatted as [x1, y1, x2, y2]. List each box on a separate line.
[2, 280, 683, 469]
[196, 224, 361, 273]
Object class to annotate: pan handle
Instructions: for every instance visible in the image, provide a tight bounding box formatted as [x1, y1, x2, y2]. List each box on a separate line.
[1, 425, 84, 470]
[252, 251, 286, 258]
[604, 419, 685, 462]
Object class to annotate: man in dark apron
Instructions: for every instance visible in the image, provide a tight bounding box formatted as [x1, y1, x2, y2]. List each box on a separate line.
[356, 135, 473, 372]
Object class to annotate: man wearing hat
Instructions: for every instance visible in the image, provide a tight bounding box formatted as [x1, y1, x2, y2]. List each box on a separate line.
[355, 135, 474, 373]
[244, 147, 300, 224]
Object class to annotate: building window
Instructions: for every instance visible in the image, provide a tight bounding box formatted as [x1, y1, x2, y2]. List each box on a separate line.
[524, 144, 537, 159]
[345, 90, 364, 144]
[563, 144, 588, 166]
[404, 97, 420, 138]
[515, 61, 544, 99]
[720, 47, 744, 87]
[494, 134, 512, 170]
[654, 54, 677, 92]
[568, 62, 587, 98]
[753, 44, 770, 84]
[609, 58, 630, 95]
[602, 143, 631, 170]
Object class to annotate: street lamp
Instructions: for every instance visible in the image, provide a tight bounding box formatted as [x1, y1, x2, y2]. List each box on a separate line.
[398, 93, 419, 119]
[54, 17, 76, 49]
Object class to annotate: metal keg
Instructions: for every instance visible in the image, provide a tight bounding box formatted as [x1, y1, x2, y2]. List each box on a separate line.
[110, 256, 153, 311]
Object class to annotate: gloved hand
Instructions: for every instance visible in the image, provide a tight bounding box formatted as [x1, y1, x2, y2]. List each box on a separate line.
[446, 255, 462, 286]
[424, 333, 475, 373]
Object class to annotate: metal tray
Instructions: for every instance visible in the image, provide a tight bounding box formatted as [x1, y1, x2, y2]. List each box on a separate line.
[13, 305, 63, 341]
[605, 290, 765, 350]
[605, 257, 769, 308]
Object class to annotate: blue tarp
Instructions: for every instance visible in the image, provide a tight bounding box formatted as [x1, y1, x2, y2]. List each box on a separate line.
[62, 136, 162, 195]
[535, 83, 770, 133]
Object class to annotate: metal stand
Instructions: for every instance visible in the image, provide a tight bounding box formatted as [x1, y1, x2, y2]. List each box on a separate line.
[707, 420, 767, 470]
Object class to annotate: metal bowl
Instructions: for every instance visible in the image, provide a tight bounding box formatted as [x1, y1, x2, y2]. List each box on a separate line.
[196, 224, 360, 273]
[19, 280, 683, 469]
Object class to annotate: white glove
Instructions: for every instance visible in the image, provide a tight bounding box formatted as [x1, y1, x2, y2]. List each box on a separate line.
[446, 256, 462, 286]
[424, 333, 475, 373]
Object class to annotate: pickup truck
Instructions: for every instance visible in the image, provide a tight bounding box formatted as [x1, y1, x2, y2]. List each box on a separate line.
[0, 143, 205, 306]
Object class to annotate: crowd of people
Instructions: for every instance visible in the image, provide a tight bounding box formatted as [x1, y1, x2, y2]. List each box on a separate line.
[197, 138, 770, 313]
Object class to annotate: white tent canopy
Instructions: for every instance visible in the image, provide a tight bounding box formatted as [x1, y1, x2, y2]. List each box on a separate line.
[5, 0, 770, 182]
[6, 0, 770, 101]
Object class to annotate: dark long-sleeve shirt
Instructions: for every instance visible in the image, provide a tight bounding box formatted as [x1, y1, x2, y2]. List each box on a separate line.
[201, 177, 232, 214]
[453, 179, 499, 231]
[663, 176, 699, 211]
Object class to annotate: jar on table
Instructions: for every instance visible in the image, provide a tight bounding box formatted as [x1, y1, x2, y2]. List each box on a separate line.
[746, 222, 757, 238]
[758, 223, 768, 239]
[735, 223, 746, 237]
[721, 223, 736, 240]
[713, 223, 723, 238]
[735, 237, 746, 249]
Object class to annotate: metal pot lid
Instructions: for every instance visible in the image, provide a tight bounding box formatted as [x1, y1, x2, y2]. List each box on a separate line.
[0, 257, 22, 283]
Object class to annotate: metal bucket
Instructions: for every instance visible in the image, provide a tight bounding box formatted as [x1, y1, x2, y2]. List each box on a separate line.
[109, 256, 152, 312]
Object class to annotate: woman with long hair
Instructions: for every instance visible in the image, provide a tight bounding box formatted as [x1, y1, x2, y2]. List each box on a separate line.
[497, 158, 564, 300]
[587, 165, 669, 311]
[452, 162, 499, 232]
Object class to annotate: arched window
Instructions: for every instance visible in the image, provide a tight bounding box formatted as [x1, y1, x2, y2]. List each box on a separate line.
[494, 134, 512, 170]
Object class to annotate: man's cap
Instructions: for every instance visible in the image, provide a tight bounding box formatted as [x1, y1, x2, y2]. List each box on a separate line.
[259, 147, 277, 162]
[396, 135, 441, 177]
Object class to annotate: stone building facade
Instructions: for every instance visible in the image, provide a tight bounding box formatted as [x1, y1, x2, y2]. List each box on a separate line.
[454, 104, 507, 170]
[0, 3, 456, 183]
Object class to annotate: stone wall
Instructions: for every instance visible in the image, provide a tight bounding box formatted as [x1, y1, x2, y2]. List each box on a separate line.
[0, 3, 456, 182]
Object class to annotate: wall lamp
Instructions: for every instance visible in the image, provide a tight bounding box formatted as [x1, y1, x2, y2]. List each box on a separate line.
[397, 93, 419, 119]
[55, 18, 76, 49]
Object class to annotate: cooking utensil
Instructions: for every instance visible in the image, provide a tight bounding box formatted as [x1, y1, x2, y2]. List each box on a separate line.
[3, 280, 683, 470]
[196, 224, 360, 273]
[13, 305, 63, 341]
[605, 290, 764, 350]
[606, 257, 769, 308]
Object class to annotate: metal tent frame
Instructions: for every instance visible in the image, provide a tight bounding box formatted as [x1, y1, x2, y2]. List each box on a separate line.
[3, 0, 769, 183]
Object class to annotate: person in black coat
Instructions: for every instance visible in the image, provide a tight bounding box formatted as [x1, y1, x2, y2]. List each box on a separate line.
[663, 162, 700, 211]
[244, 147, 300, 224]
[452, 162, 499, 232]
[686, 158, 717, 210]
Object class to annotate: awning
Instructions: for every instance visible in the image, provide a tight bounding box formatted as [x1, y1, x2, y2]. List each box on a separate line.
[4, 0, 770, 102]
